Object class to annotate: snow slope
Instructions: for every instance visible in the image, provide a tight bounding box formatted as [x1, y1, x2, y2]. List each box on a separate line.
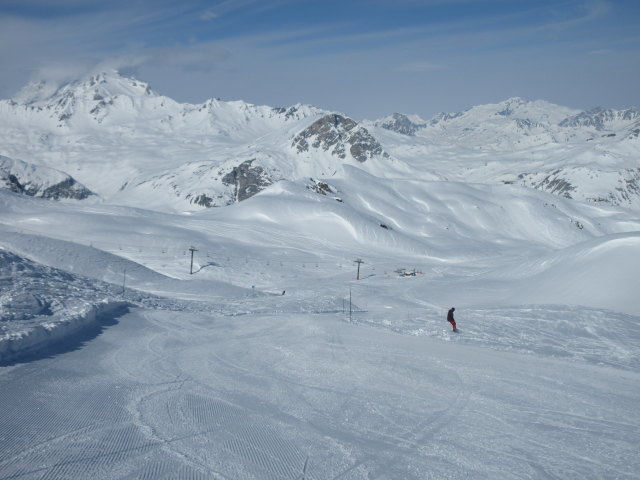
[1, 161, 639, 359]
[1, 172, 639, 477]
[0, 71, 639, 479]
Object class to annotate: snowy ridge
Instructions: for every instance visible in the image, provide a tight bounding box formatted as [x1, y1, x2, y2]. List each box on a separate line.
[367, 97, 640, 210]
[12, 71, 155, 105]
[2, 70, 387, 209]
[559, 107, 640, 130]
[1, 71, 639, 212]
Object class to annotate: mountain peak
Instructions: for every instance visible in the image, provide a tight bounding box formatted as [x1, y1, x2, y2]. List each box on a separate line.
[495, 97, 528, 116]
[376, 113, 427, 136]
[500, 96, 528, 106]
[292, 114, 388, 162]
[12, 69, 156, 106]
[83, 70, 155, 98]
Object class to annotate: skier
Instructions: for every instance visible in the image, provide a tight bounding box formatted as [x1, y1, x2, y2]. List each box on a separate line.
[447, 307, 458, 332]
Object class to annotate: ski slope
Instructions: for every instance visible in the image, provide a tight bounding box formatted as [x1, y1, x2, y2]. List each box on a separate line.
[1, 307, 638, 479]
[1, 157, 639, 479]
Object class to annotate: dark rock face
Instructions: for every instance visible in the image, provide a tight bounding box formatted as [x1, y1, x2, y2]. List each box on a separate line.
[379, 113, 425, 136]
[2, 173, 25, 194]
[271, 106, 305, 121]
[536, 176, 576, 198]
[616, 168, 640, 204]
[189, 193, 214, 207]
[515, 118, 543, 130]
[306, 178, 336, 196]
[516, 168, 640, 208]
[222, 159, 273, 202]
[0, 158, 94, 200]
[518, 171, 576, 199]
[560, 108, 640, 131]
[292, 114, 388, 162]
[38, 178, 94, 200]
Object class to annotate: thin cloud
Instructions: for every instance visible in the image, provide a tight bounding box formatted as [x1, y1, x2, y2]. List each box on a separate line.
[29, 62, 96, 85]
[0, 0, 637, 118]
[199, 9, 218, 21]
[537, 0, 611, 32]
[195, 0, 293, 19]
[91, 44, 229, 75]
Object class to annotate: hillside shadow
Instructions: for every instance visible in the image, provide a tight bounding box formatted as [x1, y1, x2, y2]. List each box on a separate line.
[0, 305, 130, 367]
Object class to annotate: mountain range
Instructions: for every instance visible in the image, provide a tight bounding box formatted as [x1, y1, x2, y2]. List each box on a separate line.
[0, 70, 638, 212]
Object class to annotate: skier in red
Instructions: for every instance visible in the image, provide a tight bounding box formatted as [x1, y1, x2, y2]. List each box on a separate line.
[447, 307, 457, 332]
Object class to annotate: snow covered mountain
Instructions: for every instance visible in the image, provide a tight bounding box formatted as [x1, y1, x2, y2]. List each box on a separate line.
[0, 71, 394, 211]
[0, 71, 639, 212]
[559, 107, 640, 130]
[368, 97, 640, 210]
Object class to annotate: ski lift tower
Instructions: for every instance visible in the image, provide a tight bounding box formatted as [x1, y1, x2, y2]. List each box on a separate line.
[189, 246, 198, 274]
[354, 258, 364, 280]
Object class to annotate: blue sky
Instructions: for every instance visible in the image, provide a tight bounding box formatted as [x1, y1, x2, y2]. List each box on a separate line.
[1, 0, 638, 119]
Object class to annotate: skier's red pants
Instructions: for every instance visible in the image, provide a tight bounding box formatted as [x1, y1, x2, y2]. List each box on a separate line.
[449, 320, 457, 331]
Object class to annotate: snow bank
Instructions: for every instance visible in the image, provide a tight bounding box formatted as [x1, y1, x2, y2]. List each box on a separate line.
[0, 300, 128, 364]
[0, 248, 130, 364]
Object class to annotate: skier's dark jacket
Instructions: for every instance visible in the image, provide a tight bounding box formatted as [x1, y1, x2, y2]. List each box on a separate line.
[447, 308, 455, 322]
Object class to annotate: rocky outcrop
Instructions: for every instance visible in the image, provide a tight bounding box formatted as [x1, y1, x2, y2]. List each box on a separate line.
[533, 172, 577, 199]
[559, 108, 640, 131]
[222, 159, 274, 202]
[516, 167, 640, 209]
[426, 111, 465, 126]
[0, 155, 94, 200]
[39, 177, 94, 200]
[187, 193, 214, 208]
[292, 114, 388, 162]
[1, 172, 25, 194]
[378, 113, 426, 136]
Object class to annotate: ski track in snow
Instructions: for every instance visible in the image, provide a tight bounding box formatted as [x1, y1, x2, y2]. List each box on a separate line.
[0, 308, 638, 479]
[1, 250, 639, 479]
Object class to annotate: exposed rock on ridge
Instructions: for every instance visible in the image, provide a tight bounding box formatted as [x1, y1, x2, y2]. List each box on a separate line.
[0, 155, 94, 200]
[378, 113, 426, 136]
[222, 159, 274, 203]
[560, 108, 640, 131]
[292, 114, 388, 162]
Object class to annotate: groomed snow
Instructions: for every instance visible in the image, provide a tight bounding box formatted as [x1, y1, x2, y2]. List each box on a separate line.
[1, 158, 639, 478]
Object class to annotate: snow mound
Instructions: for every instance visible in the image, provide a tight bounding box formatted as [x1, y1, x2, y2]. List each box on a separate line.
[511, 233, 640, 315]
[0, 249, 128, 363]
